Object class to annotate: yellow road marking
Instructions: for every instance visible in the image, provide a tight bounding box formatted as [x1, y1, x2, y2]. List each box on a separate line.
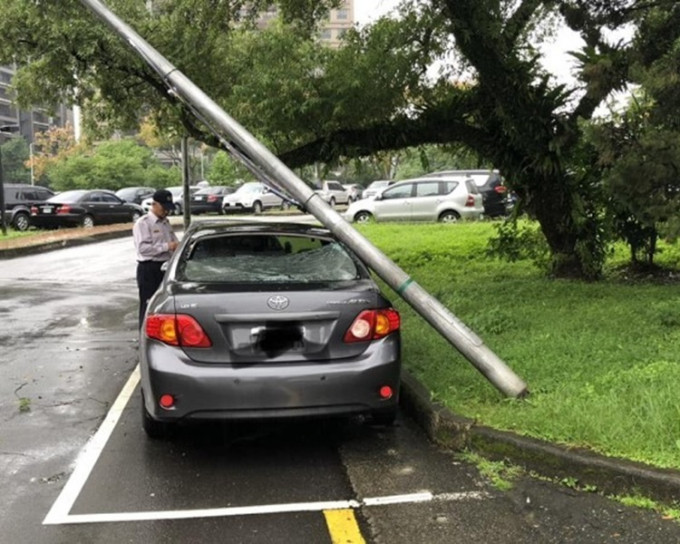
[323, 508, 366, 544]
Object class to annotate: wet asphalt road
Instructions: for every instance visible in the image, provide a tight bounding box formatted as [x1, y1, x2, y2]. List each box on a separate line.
[2, 234, 680, 543]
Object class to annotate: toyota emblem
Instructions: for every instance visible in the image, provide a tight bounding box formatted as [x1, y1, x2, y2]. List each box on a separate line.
[267, 295, 290, 311]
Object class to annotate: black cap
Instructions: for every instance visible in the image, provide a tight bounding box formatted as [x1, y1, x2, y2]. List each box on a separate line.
[153, 189, 175, 211]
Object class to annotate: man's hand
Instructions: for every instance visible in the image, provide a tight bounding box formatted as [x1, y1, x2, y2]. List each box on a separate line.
[169, 241, 179, 252]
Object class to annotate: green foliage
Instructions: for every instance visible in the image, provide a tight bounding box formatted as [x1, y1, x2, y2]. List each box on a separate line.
[208, 151, 251, 186]
[0, 138, 30, 184]
[356, 222, 680, 469]
[46, 139, 178, 191]
[487, 219, 550, 271]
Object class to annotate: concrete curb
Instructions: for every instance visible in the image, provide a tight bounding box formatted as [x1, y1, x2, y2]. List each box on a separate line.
[399, 370, 680, 504]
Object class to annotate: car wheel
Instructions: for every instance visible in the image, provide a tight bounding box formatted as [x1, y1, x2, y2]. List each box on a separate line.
[131, 211, 142, 223]
[438, 210, 460, 223]
[281, 200, 290, 211]
[81, 215, 95, 228]
[174, 203, 182, 216]
[329, 197, 336, 208]
[354, 211, 373, 224]
[141, 390, 172, 439]
[253, 201, 263, 214]
[12, 212, 30, 231]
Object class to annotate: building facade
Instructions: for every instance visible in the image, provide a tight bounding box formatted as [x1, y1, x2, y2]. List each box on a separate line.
[0, 65, 74, 145]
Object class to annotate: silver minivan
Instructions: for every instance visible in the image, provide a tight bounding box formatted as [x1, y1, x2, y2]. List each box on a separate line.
[344, 176, 484, 223]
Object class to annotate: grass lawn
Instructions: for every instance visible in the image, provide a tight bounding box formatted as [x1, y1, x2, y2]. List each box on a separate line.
[355, 221, 680, 470]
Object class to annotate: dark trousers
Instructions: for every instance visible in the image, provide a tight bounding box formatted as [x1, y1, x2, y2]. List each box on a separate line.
[137, 261, 165, 329]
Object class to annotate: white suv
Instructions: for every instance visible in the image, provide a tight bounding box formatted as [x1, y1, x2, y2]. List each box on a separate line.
[222, 182, 286, 214]
[313, 180, 350, 207]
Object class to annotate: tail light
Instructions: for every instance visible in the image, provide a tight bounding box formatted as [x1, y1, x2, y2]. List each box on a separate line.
[30, 205, 38, 215]
[207, 195, 218, 202]
[57, 204, 71, 214]
[146, 314, 212, 348]
[494, 185, 507, 194]
[344, 309, 400, 343]
[465, 195, 476, 207]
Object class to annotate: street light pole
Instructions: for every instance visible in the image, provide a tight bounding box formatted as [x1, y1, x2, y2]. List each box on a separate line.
[29, 143, 34, 186]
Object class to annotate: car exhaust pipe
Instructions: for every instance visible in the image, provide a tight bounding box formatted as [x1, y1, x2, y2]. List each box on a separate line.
[77, 0, 528, 398]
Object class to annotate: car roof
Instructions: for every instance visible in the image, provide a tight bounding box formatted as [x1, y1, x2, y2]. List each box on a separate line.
[183, 220, 334, 240]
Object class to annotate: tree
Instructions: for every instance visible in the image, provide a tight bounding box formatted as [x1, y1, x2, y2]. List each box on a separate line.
[46, 139, 179, 191]
[0, 137, 30, 184]
[3, 1, 680, 278]
[30, 125, 79, 185]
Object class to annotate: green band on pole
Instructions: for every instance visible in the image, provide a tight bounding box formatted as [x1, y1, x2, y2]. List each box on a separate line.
[397, 278, 413, 294]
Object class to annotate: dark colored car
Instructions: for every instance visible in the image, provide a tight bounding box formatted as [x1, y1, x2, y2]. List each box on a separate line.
[140, 221, 401, 438]
[30, 189, 144, 228]
[190, 186, 234, 214]
[3, 183, 54, 231]
[115, 186, 155, 205]
[423, 170, 510, 217]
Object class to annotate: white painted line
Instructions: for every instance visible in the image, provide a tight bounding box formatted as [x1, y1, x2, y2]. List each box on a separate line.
[363, 492, 433, 506]
[43, 365, 141, 526]
[46, 490, 492, 525]
[42, 362, 492, 527]
[48, 500, 363, 525]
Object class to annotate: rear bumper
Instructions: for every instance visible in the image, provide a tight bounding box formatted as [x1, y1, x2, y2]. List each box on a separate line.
[140, 337, 401, 422]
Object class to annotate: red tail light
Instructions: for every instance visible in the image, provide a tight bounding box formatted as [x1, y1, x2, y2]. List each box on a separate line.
[30, 205, 38, 215]
[494, 185, 507, 194]
[57, 204, 71, 214]
[145, 314, 212, 348]
[465, 195, 476, 207]
[207, 195, 218, 202]
[344, 309, 400, 343]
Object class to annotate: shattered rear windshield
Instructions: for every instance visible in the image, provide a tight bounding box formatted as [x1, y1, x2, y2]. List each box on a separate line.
[177, 233, 362, 283]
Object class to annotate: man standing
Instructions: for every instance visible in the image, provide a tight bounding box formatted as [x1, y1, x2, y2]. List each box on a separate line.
[133, 188, 179, 328]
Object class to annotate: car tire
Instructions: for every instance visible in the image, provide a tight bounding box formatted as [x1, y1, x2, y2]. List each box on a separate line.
[329, 197, 336, 208]
[438, 210, 460, 223]
[281, 201, 290, 211]
[131, 211, 142, 223]
[253, 201, 263, 214]
[174, 204, 182, 216]
[81, 215, 95, 228]
[141, 391, 172, 439]
[354, 211, 373, 224]
[12, 212, 30, 231]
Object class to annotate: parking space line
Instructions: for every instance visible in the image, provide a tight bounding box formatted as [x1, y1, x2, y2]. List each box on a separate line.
[42, 364, 491, 528]
[43, 365, 141, 526]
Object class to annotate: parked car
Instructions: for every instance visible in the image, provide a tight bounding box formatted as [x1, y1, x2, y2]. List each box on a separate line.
[115, 186, 155, 205]
[343, 184, 363, 203]
[222, 181, 287, 214]
[190, 186, 235, 215]
[139, 221, 401, 437]
[30, 189, 144, 228]
[362, 180, 395, 200]
[423, 169, 510, 217]
[141, 185, 201, 215]
[344, 176, 484, 223]
[2, 183, 54, 231]
[313, 180, 350, 207]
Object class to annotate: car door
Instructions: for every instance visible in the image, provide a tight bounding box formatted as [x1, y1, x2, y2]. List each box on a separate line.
[373, 183, 414, 221]
[101, 192, 131, 223]
[410, 180, 452, 221]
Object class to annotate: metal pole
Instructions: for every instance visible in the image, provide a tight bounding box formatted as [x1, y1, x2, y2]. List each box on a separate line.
[181, 135, 191, 230]
[78, 0, 528, 397]
[0, 146, 6, 236]
[29, 143, 34, 185]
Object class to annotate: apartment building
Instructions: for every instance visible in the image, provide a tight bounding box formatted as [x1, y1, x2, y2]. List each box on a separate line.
[0, 65, 74, 145]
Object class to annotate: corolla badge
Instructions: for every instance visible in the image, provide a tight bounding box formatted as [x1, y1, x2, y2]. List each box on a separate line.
[267, 295, 290, 311]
